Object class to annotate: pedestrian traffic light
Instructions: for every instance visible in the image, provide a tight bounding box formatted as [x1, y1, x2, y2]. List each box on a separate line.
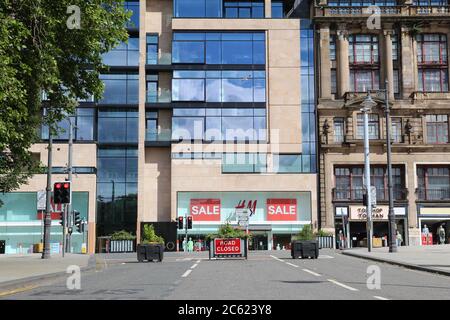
[178, 216, 184, 230]
[73, 211, 82, 232]
[54, 181, 71, 204]
[187, 216, 193, 229]
[59, 212, 65, 226]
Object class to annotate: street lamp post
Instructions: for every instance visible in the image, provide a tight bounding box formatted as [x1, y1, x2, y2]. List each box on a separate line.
[384, 80, 398, 253]
[361, 93, 377, 252]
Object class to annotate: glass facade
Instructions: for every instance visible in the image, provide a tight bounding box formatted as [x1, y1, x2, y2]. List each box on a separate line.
[102, 37, 139, 67]
[172, 32, 265, 65]
[174, 0, 267, 18]
[172, 70, 266, 102]
[0, 192, 89, 254]
[97, 109, 138, 144]
[99, 73, 139, 105]
[125, 1, 139, 28]
[172, 108, 266, 142]
[96, 148, 138, 236]
[41, 108, 96, 141]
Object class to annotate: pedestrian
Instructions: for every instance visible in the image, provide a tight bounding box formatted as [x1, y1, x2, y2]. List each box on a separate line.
[276, 243, 281, 250]
[396, 230, 403, 247]
[187, 237, 194, 252]
[438, 225, 446, 245]
[182, 237, 187, 252]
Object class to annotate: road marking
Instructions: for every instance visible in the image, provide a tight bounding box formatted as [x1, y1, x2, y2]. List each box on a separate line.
[196, 259, 201, 263]
[374, 296, 389, 300]
[286, 262, 299, 268]
[190, 263, 198, 269]
[0, 285, 38, 297]
[270, 255, 284, 262]
[327, 279, 359, 291]
[318, 255, 334, 259]
[181, 270, 192, 278]
[302, 268, 321, 277]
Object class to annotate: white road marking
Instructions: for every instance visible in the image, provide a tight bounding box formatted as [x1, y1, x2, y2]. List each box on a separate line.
[302, 268, 321, 277]
[181, 270, 192, 278]
[318, 255, 334, 259]
[190, 263, 198, 269]
[374, 296, 389, 300]
[270, 255, 284, 262]
[196, 259, 201, 263]
[327, 279, 359, 291]
[286, 262, 299, 268]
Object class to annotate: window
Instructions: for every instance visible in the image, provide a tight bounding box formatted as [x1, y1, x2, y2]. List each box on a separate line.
[274, 154, 301, 173]
[393, 69, 400, 94]
[271, 2, 284, 17]
[328, 0, 397, 5]
[413, 0, 448, 5]
[391, 117, 403, 143]
[349, 35, 380, 92]
[334, 166, 405, 201]
[334, 117, 345, 143]
[224, 1, 264, 18]
[97, 109, 138, 143]
[125, 1, 139, 28]
[392, 33, 399, 61]
[146, 112, 158, 140]
[356, 113, 380, 139]
[418, 166, 450, 200]
[174, 0, 222, 18]
[99, 73, 139, 104]
[222, 153, 267, 173]
[417, 34, 449, 92]
[102, 37, 139, 67]
[172, 108, 266, 142]
[426, 114, 449, 144]
[331, 69, 337, 94]
[146, 34, 158, 65]
[172, 70, 266, 103]
[146, 74, 158, 103]
[330, 35, 336, 61]
[172, 32, 265, 65]
[41, 108, 95, 141]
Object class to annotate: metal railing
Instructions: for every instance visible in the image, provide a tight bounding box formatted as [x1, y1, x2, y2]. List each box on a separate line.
[333, 187, 408, 201]
[416, 187, 450, 200]
[315, 5, 450, 16]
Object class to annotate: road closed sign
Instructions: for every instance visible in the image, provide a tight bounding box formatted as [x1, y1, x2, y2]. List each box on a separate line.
[214, 238, 242, 255]
[267, 199, 297, 221]
[190, 199, 221, 221]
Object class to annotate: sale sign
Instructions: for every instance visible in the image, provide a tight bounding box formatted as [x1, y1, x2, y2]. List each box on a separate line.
[214, 238, 242, 255]
[190, 199, 221, 221]
[267, 199, 297, 221]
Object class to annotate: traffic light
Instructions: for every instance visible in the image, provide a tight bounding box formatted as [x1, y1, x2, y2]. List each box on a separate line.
[59, 212, 65, 226]
[54, 181, 71, 204]
[178, 216, 184, 230]
[187, 216, 193, 229]
[73, 211, 82, 232]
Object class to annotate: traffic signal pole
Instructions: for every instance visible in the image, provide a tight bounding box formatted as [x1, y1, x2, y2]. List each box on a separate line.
[66, 118, 74, 253]
[42, 133, 53, 259]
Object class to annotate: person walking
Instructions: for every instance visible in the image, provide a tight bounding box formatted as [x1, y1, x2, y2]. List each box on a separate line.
[396, 230, 403, 247]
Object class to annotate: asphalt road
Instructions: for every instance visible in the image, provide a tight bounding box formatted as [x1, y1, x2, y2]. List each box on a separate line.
[3, 249, 450, 300]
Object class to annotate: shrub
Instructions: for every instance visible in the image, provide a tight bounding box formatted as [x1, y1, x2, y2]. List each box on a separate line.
[294, 224, 315, 241]
[206, 222, 250, 241]
[110, 230, 136, 241]
[141, 224, 164, 244]
[315, 229, 333, 237]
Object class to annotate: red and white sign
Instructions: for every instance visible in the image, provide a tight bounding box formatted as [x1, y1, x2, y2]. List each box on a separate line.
[267, 199, 297, 221]
[214, 238, 241, 255]
[190, 199, 221, 221]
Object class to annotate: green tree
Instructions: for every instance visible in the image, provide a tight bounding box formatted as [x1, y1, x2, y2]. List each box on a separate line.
[0, 0, 130, 195]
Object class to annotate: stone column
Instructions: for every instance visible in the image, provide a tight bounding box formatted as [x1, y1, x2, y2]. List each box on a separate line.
[319, 24, 332, 99]
[384, 29, 395, 100]
[337, 25, 350, 98]
[401, 27, 415, 98]
[265, 0, 272, 18]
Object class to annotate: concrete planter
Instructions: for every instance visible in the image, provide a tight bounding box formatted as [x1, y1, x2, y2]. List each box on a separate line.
[291, 240, 319, 259]
[137, 243, 164, 262]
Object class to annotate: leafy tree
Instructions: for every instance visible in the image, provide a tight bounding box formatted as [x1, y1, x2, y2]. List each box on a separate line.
[0, 0, 130, 195]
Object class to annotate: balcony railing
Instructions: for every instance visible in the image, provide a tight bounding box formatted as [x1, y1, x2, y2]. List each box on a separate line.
[145, 129, 172, 142]
[146, 89, 171, 104]
[147, 52, 172, 66]
[416, 187, 450, 201]
[333, 187, 408, 202]
[315, 5, 450, 17]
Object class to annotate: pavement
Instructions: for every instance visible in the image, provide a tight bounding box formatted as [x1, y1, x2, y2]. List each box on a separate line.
[2, 249, 450, 300]
[342, 244, 450, 276]
[0, 253, 97, 292]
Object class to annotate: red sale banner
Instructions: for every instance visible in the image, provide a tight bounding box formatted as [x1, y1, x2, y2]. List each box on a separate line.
[190, 199, 221, 221]
[267, 199, 297, 221]
[214, 238, 241, 255]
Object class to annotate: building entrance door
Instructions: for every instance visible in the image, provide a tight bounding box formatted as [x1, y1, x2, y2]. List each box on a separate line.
[249, 233, 268, 250]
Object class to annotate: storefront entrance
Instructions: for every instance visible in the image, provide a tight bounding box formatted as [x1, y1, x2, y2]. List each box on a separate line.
[248, 233, 268, 250]
[420, 219, 450, 244]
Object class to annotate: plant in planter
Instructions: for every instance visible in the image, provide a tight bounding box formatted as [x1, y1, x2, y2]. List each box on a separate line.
[110, 230, 136, 253]
[291, 224, 319, 259]
[206, 222, 250, 259]
[137, 224, 165, 262]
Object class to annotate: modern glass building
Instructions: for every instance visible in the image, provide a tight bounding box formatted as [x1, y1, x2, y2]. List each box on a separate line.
[0, 0, 318, 254]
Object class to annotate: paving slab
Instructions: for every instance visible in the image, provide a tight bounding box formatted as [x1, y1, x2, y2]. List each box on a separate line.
[342, 244, 450, 276]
